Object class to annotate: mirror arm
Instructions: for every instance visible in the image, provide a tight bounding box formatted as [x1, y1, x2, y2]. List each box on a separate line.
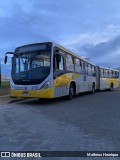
[5, 52, 18, 57]
[4, 52, 18, 64]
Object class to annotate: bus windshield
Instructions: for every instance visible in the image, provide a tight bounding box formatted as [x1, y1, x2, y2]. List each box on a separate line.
[12, 44, 51, 85]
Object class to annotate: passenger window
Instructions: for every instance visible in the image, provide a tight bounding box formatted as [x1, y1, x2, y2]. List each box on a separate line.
[75, 58, 80, 72]
[53, 49, 65, 70]
[105, 70, 108, 78]
[109, 71, 112, 78]
[115, 71, 118, 78]
[80, 60, 82, 73]
[100, 69, 103, 77]
[103, 70, 105, 77]
[88, 64, 92, 76]
[111, 71, 114, 77]
[117, 72, 119, 77]
[80, 60, 84, 73]
[66, 54, 74, 71]
[85, 63, 88, 75]
[107, 71, 109, 77]
[92, 66, 95, 76]
[59, 56, 64, 70]
[113, 71, 115, 77]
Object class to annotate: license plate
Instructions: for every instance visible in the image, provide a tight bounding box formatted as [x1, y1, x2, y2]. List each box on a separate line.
[23, 91, 30, 96]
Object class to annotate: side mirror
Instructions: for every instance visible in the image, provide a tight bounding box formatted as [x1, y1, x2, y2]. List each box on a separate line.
[4, 55, 8, 64]
[56, 54, 61, 62]
[4, 52, 16, 64]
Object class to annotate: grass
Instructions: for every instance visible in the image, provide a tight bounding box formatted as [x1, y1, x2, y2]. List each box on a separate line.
[1, 81, 10, 87]
[0, 81, 10, 96]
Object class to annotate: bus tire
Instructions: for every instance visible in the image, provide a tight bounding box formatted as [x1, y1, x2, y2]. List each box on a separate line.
[91, 83, 95, 94]
[67, 84, 75, 100]
[110, 83, 113, 91]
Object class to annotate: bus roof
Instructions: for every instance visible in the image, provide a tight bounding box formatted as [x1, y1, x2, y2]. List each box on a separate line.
[15, 41, 96, 66]
[52, 42, 96, 66]
[99, 66, 119, 72]
[15, 41, 118, 70]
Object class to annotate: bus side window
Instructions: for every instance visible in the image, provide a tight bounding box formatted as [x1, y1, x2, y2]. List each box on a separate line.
[81, 60, 84, 73]
[90, 65, 93, 76]
[53, 49, 59, 69]
[104, 70, 107, 78]
[92, 66, 95, 76]
[100, 69, 103, 77]
[108, 70, 109, 78]
[112, 71, 115, 77]
[117, 72, 119, 78]
[59, 55, 64, 70]
[100, 69, 102, 77]
[105, 70, 109, 78]
[80, 59, 82, 73]
[115, 71, 118, 78]
[75, 58, 80, 73]
[111, 71, 113, 78]
[109, 70, 112, 78]
[103, 69, 105, 77]
[87, 64, 88, 75]
[85, 62, 88, 75]
[53, 49, 65, 70]
[88, 64, 92, 76]
[66, 54, 74, 71]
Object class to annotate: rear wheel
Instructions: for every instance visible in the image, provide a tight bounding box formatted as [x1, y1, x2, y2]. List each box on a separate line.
[67, 84, 75, 100]
[91, 83, 95, 94]
[110, 83, 113, 91]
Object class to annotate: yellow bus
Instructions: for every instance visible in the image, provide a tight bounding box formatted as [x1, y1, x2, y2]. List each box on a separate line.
[96, 66, 119, 91]
[4, 42, 119, 99]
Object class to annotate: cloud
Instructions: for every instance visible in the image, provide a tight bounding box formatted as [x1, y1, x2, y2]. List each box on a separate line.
[80, 35, 120, 57]
[60, 25, 120, 67]
[1, 0, 120, 74]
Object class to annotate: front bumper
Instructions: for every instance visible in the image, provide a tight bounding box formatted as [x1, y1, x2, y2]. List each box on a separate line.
[10, 87, 54, 98]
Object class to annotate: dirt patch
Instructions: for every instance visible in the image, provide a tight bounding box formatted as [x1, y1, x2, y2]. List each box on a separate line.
[0, 84, 27, 105]
[0, 96, 11, 105]
[0, 86, 10, 96]
[0, 95, 25, 105]
[0, 85, 11, 105]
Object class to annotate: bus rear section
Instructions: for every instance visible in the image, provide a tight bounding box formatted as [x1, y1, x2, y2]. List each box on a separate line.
[96, 66, 119, 90]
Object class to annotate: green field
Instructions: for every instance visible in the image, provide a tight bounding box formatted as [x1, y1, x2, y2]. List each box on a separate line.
[1, 81, 10, 87]
[0, 81, 10, 96]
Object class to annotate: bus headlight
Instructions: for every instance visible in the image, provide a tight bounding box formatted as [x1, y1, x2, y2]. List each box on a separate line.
[40, 80, 51, 89]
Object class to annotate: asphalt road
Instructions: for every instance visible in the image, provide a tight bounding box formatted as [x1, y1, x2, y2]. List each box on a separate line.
[0, 89, 120, 160]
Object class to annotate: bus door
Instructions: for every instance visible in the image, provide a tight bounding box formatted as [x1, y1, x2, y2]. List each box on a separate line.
[84, 62, 89, 91]
[74, 58, 84, 93]
[53, 49, 68, 97]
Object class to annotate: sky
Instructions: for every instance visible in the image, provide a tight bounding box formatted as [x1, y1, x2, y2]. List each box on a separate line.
[0, 0, 120, 74]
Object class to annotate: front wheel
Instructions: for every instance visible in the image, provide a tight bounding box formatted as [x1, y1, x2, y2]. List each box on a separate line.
[67, 84, 75, 100]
